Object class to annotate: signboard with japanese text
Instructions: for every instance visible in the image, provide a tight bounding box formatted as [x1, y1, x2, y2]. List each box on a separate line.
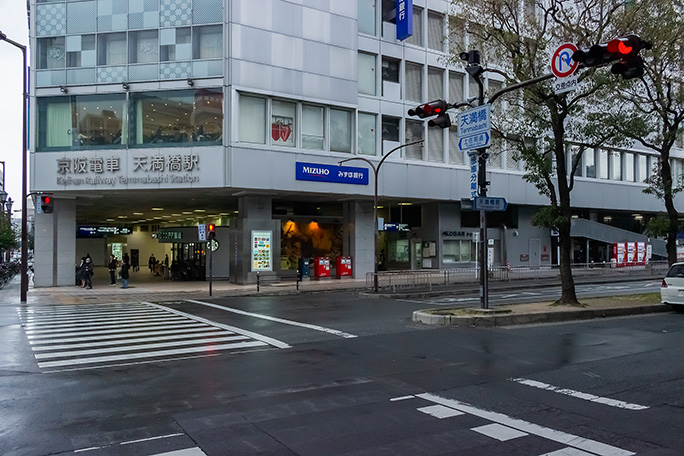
[77, 226, 133, 238]
[295, 162, 369, 185]
[468, 151, 478, 199]
[396, 0, 413, 41]
[458, 105, 491, 151]
[251, 230, 273, 271]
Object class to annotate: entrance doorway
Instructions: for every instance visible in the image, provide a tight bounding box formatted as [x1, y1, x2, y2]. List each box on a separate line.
[171, 242, 206, 280]
[530, 238, 541, 267]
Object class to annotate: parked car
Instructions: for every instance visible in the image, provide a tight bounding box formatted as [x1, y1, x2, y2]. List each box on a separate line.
[660, 262, 684, 311]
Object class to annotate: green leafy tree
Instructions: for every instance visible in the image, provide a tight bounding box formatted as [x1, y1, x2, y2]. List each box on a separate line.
[604, 1, 684, 265]
[0, 211, 18, 257]
[449, 0, 626, 304]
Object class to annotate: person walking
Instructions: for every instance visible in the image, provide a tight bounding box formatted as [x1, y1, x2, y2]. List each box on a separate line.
[108, 254, 117, 285]
[82, 256, 93, 289]
[120, 256, 130, 289]
[148, 254, 155, 273]
[76, 256, 86, 287]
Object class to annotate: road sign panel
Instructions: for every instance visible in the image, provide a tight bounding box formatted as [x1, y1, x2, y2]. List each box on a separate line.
[551, 42, 579, 78]
[457, 105, 491, 138]
[469, 151, 478, 199]
[473, 197, 508, 211]
[198, 224, 206, 241]
[553, 74, 578, 95]
[459, 131, 491, 151]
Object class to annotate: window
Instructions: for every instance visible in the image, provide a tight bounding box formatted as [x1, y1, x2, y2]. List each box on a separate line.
[358, 0, 376, 35]
[131, 89, 223, 146]
[610, 151, 622, 180]
[302, 105, 324, 150]
[271, 100, 295, 147]
[37, 94, 126, 150]
[382, 116, 400, 142]
[406, 7, 423, 46]
[599, 149, 609, 179]
[239, 95, 266, 144]
[130, 30, 159, 64]
[358, 52, 377, 95]
[449, 72, 464, 103]
[443, 239, 476, 263]
[585, 148, 596, 178]
[637, 154, 647, 182]
[358, 113, 376, 155]
[37, 37, 65, 69]
[382, 58, 400, 83]
[98, 33, 127, 66]
[405, 120, 424, 160]
[405, 62, 422, 102]
[427, 11, 444, 51]
[330, 109, 352, 153]
[625, 152, 635, 182]
[193, 25, 223, 59]
[570, 146, 582, 177]
[66, 35, 96, 68]
[427, 67, 443, 101]
[448, 17, 465, 54]
[161, 27, 192, 61]
[427, 127, 443, 162]
[448, 127, 464, 165]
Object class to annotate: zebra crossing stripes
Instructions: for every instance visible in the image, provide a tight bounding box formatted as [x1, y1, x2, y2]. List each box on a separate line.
[18, 302, 290, 371]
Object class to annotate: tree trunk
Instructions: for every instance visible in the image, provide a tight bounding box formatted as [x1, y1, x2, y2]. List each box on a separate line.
[557, 221, 579, 304]
[660, 151, 678, 265]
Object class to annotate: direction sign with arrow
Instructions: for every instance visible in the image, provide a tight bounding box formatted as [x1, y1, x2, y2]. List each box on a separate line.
[473, 196, 508, 211]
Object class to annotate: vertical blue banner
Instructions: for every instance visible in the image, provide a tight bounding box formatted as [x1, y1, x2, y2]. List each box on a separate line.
[396, 0, 413, 41]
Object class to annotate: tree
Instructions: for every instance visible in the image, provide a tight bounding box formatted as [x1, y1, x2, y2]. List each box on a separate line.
[604, 1, 684, 265]
[0, 209, 17, 260]
[449, 0, 626, 304]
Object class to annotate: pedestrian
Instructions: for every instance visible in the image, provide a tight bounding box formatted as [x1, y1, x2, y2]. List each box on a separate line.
[378, 249, 386, 271]
[76, 256, 86, 286]
[132, 253, 139, 272]
[148, 254, 155, 273]
[164, 254, 169, 267]
[108, 254, 117, 285]
[120, 256, 130, 289]
[82, 256, 93, 289]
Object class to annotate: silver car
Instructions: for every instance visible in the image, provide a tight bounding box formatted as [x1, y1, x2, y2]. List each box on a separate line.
[661, 262, 684, 310]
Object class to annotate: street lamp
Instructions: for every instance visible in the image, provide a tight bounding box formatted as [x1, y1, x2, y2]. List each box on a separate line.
[0, 31, 28, 302]
[339, 140, 424, 293]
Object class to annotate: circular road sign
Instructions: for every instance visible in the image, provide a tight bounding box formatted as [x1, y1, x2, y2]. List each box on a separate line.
[208, 240, 219, 252]
[551, 42, 579, 79]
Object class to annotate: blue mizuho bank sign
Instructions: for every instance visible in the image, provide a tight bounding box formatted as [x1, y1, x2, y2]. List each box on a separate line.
[296, 162, 369, 185]
[396, 0, 413, 41]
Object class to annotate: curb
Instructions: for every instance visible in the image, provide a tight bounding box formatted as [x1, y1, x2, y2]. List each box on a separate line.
[412, 304, 671, 327]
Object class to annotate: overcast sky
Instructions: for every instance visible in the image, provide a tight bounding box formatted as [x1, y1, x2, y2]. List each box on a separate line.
[0, 1, 29, 214]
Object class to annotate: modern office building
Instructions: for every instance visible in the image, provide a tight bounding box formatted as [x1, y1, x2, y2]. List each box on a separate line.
[29, 0, 675, 287]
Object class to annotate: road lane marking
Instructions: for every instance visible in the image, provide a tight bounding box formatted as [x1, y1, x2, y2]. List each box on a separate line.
[390, 395, 415, 401]
[417, 404, 464, 419]
[416, 393, 635, 456]
[471, 423, 528, 441]
[184, 299, 358, 339]
[509, 378, 649, 410]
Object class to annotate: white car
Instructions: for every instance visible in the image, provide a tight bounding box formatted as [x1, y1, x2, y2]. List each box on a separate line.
[661, 262, 684, 310]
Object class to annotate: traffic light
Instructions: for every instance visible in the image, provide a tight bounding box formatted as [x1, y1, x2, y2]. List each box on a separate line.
[572, 35, 651, 80]
[207, 223, 216, 240]
[608, 35, 651, 80]
[408, 100, 451, 128]
[40, 195, 53, 213]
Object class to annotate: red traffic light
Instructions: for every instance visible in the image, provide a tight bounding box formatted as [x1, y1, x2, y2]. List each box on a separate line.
[408, 100, 449, 119]
[40, 195, 54, 213]
[208, 223, 215, 232]
[43, 196, 50, 204]
[607, 39, 633, 56]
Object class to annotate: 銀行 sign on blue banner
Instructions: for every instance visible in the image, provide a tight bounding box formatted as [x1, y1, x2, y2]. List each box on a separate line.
[396, 0, 413, 41]
[296, 162, 369, 185]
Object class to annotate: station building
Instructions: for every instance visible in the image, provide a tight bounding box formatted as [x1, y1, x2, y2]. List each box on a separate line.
[29, 0, 676, 287]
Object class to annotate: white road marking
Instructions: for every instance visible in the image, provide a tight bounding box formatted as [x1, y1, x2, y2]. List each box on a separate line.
[145, 302, 292, 348]
[71, 433, 206, 455]
[417, 404, 464, 419]
[184, 299, 358, 339]
[26, 322, 206, 339]
[43, 353, 221, 374]
[24, 315, 187, 331]
[416, 393, 635, 456]
[509, 378, 649, 410]
[149, 448, 208, 456]
[32, 330, 234, 351]
[538, 449, 596, 456]
[471, 423, 528, 441]
[389, 395, 415, 401]
[29, 326, 219, 345]
[24, 318, 190, 335]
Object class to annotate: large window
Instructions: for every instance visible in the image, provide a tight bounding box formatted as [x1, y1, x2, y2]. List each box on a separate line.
[427, 11, 444, 51]
[130, 30, 159, 64]
[405, 120, 424, 160]
[610, 151, 622, 180]
[98, 33, 127, 66]
[428, 67, 443, 101]
[193, 25, 223, 59]
[405, 63, 423, 102]
[585, 148, 596, 178]
[358, 113, 376, 156]
[37, 37, 65, 69]
[271, 100, 296, 147]
[239, 95, 266, 144]
[443, 239, 476, 263]
[405, 6, 423, 46]
[302, 104, 325, 150]
[624, 152, 635, 182]
[330, 109, 352, 153]
[599, 149, 609, 179]
[131, 89, 223, 146]
[358, 52, 377, 96]
[382, 116, 400, 142]
[637, 154, 648, 182]
[358, 0, 376, 35]
[37, 94, 126, 150]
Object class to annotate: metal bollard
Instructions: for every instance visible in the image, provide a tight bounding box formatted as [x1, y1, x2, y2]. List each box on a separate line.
[256, 271, 260, 292]
[296, 268, 300, 291]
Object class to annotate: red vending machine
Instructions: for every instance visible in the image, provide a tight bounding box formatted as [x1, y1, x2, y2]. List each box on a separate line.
[313, 257, 331, 279]
[335, 256, 352, 278]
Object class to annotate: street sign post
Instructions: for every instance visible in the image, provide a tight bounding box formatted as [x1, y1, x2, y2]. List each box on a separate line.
[551, 43, 579, 95]
[473, 196, 508, 211]
[457, 105, 491, 151]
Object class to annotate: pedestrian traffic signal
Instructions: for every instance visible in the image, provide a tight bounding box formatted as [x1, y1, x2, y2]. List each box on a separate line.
[408, 100, 449, 119]
[207, 223, 216, 240]
[40, 195, 53, 213]
[572, 35, 651, 80]
[408, 100, 451, 128]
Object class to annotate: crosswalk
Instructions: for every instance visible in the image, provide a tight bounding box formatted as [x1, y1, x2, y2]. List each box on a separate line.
[18, 302, 290, 372]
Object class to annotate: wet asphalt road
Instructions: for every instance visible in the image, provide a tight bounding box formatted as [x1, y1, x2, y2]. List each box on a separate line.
[1, 286, 683, 455]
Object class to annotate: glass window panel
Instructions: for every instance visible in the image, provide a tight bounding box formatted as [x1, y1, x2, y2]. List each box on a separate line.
[625, 152, 634, 182]
[406, 7, 422, 46]
[358, 0, 376, 35]
[611, 151, 622, 180]
[637, 154, 647, 182]
[449, 72, 464, 103]
[130, 30, 159, 64]
[382, 116, 400, 142]
[37, 94, 126, 151]
[585, 148, 596, 178]
[382, 58, 399, 83]
[427, 11, 443, 51]
[330, 109, 352, 152]
[271, 100, 295, 147]
[448, 127, 464, 165]
[405, 62, 422, 102]
[405, 120, 424, 160]
[131, 89, 223, 146]
[193, 25, 223, 59]
[460, 240, 472, 262]
[358, 52, 376, 95]
[449, 17, 464, 55]
[38, 37, 65, 69]
[427, 127, 443, 162]
[599, 149, 608, 179]
[358, 113, 376, 156]
[239, 95, 266, 144]
[302, 105, 324, 150]
[427, 67, 443, 101]
[98, 33, 127, 66]
[570, 145, 582, 177]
